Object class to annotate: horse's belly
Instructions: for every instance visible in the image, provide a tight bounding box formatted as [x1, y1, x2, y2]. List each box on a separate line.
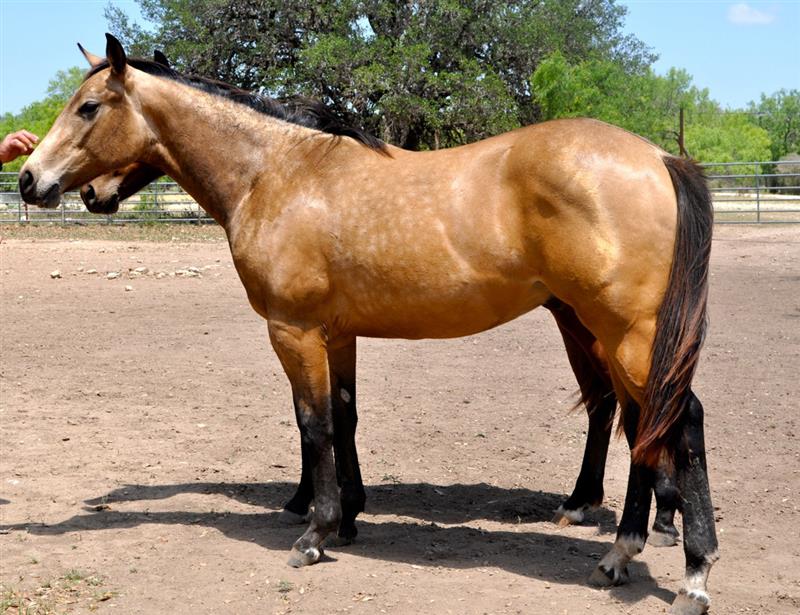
[347, 280, 552, 340]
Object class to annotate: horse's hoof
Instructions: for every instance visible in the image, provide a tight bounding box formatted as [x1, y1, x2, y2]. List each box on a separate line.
[669, 590, 710, 615]
[588, 563, 629, 587]
[279, 508, 310, 525]
[552, 505, 584, 527]
[648, 528, 679, 548]
[287, 545, 322, 568]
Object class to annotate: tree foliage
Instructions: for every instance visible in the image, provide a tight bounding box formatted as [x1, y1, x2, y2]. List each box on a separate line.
[532, 51, 710, 152]
[686, 112, 771, 164]
[531, 51, 775, 163]
[0, 67, 85, 173]
[748, 89, 800, 160]
[106, 0, 654, 149]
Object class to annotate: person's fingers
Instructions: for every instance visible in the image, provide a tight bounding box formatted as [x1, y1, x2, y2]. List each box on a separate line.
[8, 138, 30, 155]
[18, 130, 39, 143]
[13, 134, 36, 152]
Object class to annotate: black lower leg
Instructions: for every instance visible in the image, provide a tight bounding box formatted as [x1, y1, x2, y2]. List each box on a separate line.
[618, 402, 655, 539]
[671, 392, 718, 613]
[329, 341, 365, 542]
[591, 402, 655, 586]
[298, 405, 339, 533]
[651, 464, 680, 544]
[287, 402, 340, 567]
[561, 392, 615, 513]
[332, 386, 365, 541]
[546, 298, 617, 519]
[283, 403, 315, 517]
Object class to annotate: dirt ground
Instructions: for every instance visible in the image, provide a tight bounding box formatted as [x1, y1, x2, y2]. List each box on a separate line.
[1, 224, 798, 614]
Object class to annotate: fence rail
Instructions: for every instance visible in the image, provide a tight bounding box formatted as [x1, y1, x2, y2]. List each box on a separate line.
[700, 160, 800, 223]
[2, 159, 799, 224]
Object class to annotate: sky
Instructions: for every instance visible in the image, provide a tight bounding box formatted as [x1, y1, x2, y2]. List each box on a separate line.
[1, 0, 798, 116]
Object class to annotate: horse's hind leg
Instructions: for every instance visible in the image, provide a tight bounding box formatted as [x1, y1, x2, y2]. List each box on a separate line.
[669, 391, 718, 615]
[546, 300, 615, 526]
[327, 338, 366, 545]
[589, 400, 655, 586]
[547, 300, 680, 539]
[650, 463, 681, 547]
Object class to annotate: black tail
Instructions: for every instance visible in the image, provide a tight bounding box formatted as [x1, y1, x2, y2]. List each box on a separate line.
[632, 156, 713, 467]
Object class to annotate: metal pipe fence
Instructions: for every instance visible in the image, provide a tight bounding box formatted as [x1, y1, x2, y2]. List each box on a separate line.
[0, 176, 211, 225]
[700, 160, 800, 224]
[2, 160, 799, 224]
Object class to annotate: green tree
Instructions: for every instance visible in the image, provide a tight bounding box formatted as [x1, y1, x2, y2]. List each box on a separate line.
[106, 0, 654, 149]
[0, 67, 85, 174]
[686, 112, 771, 175]
[531, 51, 720, 154]
[748, 89, 800, 160]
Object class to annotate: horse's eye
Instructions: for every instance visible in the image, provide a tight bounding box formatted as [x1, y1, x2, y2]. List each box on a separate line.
[78, 101, 100, 118]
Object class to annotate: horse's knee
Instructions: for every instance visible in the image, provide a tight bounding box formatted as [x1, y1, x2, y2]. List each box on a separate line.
[299, 411, 334, 456]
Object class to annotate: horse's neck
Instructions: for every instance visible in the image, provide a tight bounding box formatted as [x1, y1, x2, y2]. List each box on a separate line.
[139, 77, 314, 227]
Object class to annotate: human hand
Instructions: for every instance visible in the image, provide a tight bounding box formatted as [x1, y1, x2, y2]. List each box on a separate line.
[0, 130, 39, 163]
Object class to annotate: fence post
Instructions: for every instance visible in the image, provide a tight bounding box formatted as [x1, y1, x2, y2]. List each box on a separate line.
[153, 181, 160, 221]
[755, 165, 761, 223]
[61, 199, 66, 225]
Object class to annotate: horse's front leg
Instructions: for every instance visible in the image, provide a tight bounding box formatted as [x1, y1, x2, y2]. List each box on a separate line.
[279, 409, 314, 524]
[269, 321, 340, 567]
[328, 338, 366, 544]
[280, 338, 366, 542]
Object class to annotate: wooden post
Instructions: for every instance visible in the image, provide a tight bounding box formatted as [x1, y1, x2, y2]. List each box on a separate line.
[678, 107, 688, 158]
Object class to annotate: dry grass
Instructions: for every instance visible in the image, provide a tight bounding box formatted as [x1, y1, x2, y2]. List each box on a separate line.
[1, 571, 114, 614]
[0, 223, 226, 243]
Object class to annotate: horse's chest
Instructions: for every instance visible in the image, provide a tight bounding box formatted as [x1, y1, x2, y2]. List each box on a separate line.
[230, 244, 330, 319]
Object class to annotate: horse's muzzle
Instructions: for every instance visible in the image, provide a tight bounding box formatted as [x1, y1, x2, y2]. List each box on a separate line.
[81, 184, 120, 214]
[19, 170, 61, 209]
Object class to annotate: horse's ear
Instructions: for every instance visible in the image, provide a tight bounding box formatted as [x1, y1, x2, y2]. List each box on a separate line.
[105, 33, 127, 76]
[77, 43, 103, 68]
[153, 50, 170, 68]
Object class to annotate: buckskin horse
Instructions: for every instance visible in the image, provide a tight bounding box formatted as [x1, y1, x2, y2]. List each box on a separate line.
[19, 35, 717, 614]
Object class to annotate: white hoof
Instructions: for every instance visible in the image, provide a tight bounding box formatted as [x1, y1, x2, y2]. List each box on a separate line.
[669, 589, 710, 615]
[287, 545, 322, 568]
[552, 505, 585, 527]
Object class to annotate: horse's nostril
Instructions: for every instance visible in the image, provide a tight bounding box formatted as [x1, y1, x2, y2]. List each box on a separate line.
[84, 185, 96, 203]
[19, 170, 34, 196]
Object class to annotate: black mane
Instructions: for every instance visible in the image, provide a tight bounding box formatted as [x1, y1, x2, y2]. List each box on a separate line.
[85, 58, 386, 152]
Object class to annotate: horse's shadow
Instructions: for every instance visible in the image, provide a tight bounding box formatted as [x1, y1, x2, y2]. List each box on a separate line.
[1, 481, 675, 607]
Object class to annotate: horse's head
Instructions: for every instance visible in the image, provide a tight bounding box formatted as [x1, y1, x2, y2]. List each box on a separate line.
[20, 34, 151, 208]
[81, 162, 163, 214]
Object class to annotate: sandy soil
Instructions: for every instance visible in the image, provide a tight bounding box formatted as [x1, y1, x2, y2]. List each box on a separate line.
[1, 224, 798, 614]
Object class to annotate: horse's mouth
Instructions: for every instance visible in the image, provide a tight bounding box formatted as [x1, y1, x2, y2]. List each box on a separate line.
[82, 185, 120, 214]
[86, 194, 120, 215]
[40, 183, 62, 209]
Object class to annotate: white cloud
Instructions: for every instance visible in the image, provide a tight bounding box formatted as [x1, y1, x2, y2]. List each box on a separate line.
[728, 3, 776, 25]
